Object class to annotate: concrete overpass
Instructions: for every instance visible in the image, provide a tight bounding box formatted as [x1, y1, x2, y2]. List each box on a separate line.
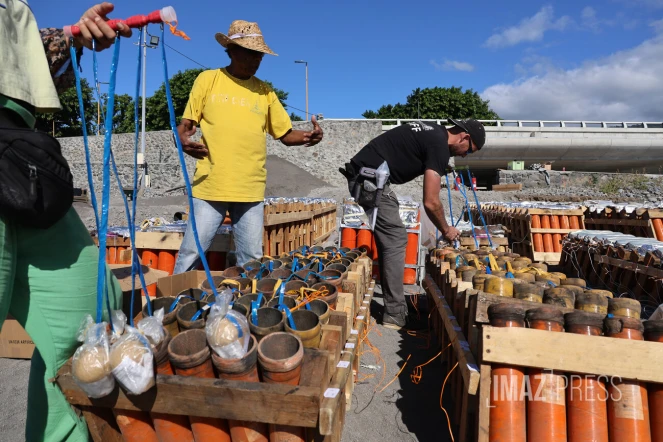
[328, 119, 663, 173]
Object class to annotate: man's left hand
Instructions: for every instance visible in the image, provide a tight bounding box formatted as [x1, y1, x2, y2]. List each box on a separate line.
[303, 115, 323, 147]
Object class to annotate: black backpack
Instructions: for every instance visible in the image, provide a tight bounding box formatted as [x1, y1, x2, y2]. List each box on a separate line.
[0, 127, 73, 229]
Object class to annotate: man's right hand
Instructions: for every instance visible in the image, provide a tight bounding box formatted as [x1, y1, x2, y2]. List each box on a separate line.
[180, 125, 209, 159]
[442, 225, 461, 242]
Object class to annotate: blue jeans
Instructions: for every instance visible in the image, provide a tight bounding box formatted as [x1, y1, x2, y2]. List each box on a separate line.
[174, 198, 264, 273]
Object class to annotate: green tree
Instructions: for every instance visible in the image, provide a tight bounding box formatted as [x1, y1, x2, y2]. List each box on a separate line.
[362, 87, 500, 120]
[289, 112, 303, 122]
[145, 68, 204, 130]
[110, 94, 136, 134]
[35, 78, 96, 137]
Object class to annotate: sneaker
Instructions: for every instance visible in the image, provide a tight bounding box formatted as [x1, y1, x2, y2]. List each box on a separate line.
[382, 312, 407, 330]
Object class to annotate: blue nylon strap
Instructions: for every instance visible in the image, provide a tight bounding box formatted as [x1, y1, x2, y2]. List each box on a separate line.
[93, 37, 121, 324]
[69, 43, 99, 229]
[445, 173, 454, 226]
[458, 173, 479, 250]
[466, 169, 493, 249]
[159, 25, 218, 299]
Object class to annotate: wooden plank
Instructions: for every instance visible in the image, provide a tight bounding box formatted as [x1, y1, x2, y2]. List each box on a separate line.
[473, 291, 574, 324]
[595, 255, 663, 280]
[583, 218, 651, 227]
[132, 231, 232, 252]
[477, 364, 492, 442]
[264, 211, 313, 227]
[56, 354, 324, 427]
[328, 311, 348, 343]
[482, 326, 663, 383]
[336, 293, 355, 334]
[492, 183, 522, 191]
[81, 406, 123, 442]
[299, 348, 330, 390]
[526, 208, 585, 216]
[320, 325, 343, 380]
[532, 251, 561, 265]
[319, 281, 374, 435]
[423, 276, 480, 395]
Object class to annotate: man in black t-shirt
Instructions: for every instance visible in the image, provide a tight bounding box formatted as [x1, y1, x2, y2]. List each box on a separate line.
[341, 118, 486, 330]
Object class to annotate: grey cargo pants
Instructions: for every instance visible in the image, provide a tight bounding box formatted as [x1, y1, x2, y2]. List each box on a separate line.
[347, 178, 408, 315]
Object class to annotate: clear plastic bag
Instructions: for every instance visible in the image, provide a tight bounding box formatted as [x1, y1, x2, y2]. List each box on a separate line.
[110, 326, 155, 395]
[110, 310, 127, 343]
[206, 308, 250, 359]
[72, 321, 115, 398]
[137, 307, 167, 348]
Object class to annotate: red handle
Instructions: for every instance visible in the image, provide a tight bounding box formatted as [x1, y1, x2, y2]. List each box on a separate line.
[63, 9, 168, 38]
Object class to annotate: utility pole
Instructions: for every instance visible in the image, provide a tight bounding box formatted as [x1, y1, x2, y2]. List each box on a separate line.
[136, 29, 160, 189]
[294, 60, 308, 121]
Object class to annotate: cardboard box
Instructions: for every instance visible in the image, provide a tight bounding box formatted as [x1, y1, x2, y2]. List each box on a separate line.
[156, 270, 225, 298]
[544, 162, 552, 170]
[0, 316, 35, 359]
[507, 161, 524, 170]
[109, 264, 170, 319]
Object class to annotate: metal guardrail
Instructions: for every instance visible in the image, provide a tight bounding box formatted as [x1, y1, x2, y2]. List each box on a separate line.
[324, 119, 663, 129]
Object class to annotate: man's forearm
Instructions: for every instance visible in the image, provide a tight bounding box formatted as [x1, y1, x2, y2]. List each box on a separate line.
[424, 200, 450, 233]
[280, 130, 308, 146]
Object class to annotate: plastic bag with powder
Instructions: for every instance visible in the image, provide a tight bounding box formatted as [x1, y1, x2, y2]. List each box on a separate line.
[136, 307, 167, 348]
[109, 326, 155, 395]
[206, 288, 249, 359]
[71, 320, 115, 398]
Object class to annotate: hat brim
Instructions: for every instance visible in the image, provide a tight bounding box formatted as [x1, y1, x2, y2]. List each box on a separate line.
[447, 118, 466, 130]
[215, 33, 277, 56]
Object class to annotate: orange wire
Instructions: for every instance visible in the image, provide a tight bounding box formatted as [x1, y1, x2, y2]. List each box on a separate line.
[166, 21, 191, 40]
[410, 342, 451, 385]
[378, 354, 411, 393]
[440, 362, 459, 442]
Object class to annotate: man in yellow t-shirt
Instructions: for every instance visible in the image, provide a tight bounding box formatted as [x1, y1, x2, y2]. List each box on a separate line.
[174, 20, 323, 271]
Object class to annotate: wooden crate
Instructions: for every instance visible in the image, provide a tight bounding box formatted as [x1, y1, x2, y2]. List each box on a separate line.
[583, 206, 663, 240]
[470, 204, 585, 265]
[424, 264, 663, 442]
[57, 275, 376, 442]
[560, 238, 663, 318]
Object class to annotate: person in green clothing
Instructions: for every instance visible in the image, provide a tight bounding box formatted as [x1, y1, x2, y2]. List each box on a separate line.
[1, 2, 131, 441]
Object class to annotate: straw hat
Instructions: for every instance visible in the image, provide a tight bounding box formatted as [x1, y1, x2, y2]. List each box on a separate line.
[215, 20, 277, 56]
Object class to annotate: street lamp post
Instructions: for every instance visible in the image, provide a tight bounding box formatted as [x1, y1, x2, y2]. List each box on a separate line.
[294, 60, 308, 121]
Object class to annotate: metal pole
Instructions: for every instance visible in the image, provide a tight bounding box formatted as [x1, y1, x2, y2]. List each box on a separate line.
[305, 62, 309, 121]
[140, 28, 148, 187]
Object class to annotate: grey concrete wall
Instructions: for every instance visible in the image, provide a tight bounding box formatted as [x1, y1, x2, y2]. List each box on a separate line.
[58, 120, 385, 198]
[498, 169, 663, 200]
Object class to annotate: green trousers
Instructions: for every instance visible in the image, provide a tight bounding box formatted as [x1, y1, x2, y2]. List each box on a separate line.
[0, 208, 123, 442]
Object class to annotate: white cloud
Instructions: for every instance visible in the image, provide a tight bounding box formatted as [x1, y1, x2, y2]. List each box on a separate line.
[484, 6, 572, 48]
[482, 35, 663, 121]
[430, 59, 475, 72]
[581, 6, 601, 32]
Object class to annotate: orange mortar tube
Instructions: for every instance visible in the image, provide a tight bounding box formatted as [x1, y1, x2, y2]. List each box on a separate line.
[565, 312, 609, 442]
[526, 307, 567, 442]
[532, 215, 544, 253]
[340, 228, 357, 249]
[605, 317, 652, 442]
[569, 216, 581, 229]
[488, 304, 527, 442]
[357, 229, 372, 255]
[404, 233, 418, 285]
[652, 219, 663, 242]
[168, 330, 232, 442]
[158, 250, 177, 275]
[142, 249, 159, 268]
[151, 332, 195, 442]
[371, 235, 379, 260]
[541, 215, 554, 253]
[550, 215, 563, 253]
[107, 246, 117, 264]
[645, 320, 663, 442]
[560, 215, 571, 230]
[113, 410, 159, 442]
[214, 336, 269, 442]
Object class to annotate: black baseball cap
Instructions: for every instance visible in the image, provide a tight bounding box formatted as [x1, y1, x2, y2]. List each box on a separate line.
[448, 118, 486, 150]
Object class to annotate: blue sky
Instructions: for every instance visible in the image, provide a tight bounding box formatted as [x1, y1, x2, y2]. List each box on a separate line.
[32, 0, 663, 121]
